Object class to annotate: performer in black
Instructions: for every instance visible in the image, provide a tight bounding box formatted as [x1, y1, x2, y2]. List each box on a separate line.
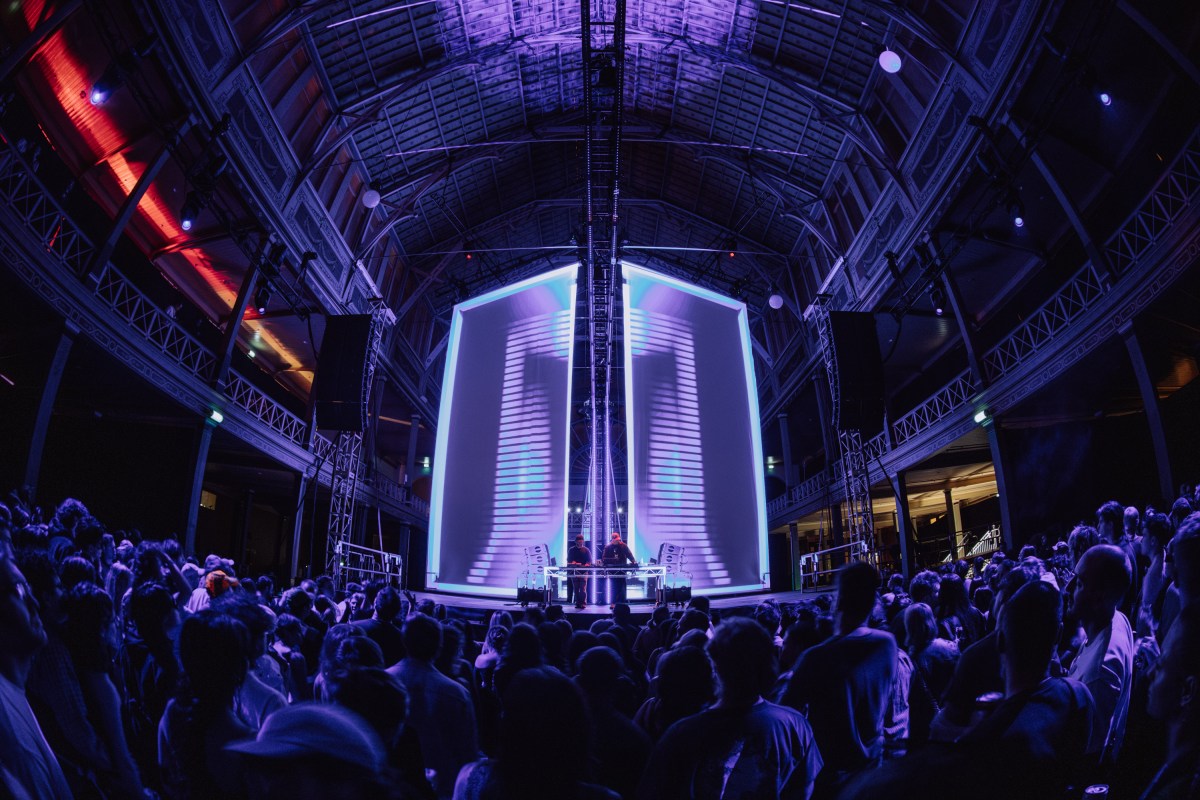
[602, 532, 638, 605]
[567, 534, 594, 609]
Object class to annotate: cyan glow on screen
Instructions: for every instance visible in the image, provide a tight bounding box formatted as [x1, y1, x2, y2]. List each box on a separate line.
[560, 279, 578, 567]
[738, 296, 771, 583]
[622, 264, 638, 560]
[454, 264, 578, 311]
[427, 264, 578, 593]
[623, 262, 747, 310]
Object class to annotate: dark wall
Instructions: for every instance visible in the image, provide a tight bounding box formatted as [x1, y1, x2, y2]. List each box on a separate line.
[1004, 413, 1160, 545]
[1163, 377, 1200, 490]
[767, 531, 792, 591]
[37, 414, 195, 537]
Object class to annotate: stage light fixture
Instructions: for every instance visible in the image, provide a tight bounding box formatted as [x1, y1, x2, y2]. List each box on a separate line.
[179, 192, 203, 231]
[1008, 195, 1025, 228]
[209, 409, 224, 424]
[768, 289, 784, 310]
[265, 242, 287, 273]
[929, 284, 946, 317]
[254, 284, 271, 314]
[89, 81, 116, 106]
[974, 408, 990, 425]
[89, 36, 156, 106]
[362, 186, 381, 208]
[878, 48, 902, 73]
[1098, 91, 1112, 106]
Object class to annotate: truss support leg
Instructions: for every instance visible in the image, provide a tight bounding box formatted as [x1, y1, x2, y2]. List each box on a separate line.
[289, 471, 309, 584]
[778, 413, 795, 488]
[986, 420, 1015, 553]
[944, 489, 960, 561]
[890, 470, 914, 581]
[830, 503, 845, 569]
[405, 414, 420, 486]
[812, 372, 836, 466]
[788, 522, 801, 591]
[184, 419, 216, 556]
[24, 324, 76, 502]
[1122, 323, 1175, 501]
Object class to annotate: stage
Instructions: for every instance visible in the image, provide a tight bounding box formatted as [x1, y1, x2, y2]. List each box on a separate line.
[413, 587, 832, 627]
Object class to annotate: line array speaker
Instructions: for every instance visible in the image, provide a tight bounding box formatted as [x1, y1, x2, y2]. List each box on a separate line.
[314, 314, 373, 432]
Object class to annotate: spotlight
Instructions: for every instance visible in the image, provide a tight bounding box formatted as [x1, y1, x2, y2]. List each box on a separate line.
[254, 284, 271, 314]
[974, 408, 990, 425]
[88, 36, 156, 107]
[768, 290, 784, 310]
[179, 192, 203, 232]
[929, 284, 946, 317]
[209, 409, 224, 424]
[878, 48, 902, 74]
[1098, 91, 1112, 106]
[89, 83, 114, 106]
[89, 63, 123, 106]
[1008, 195, 1025, 228]
[362, 186, 381, 208]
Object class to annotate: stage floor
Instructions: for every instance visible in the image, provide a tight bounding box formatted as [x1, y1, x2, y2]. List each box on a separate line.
[415, 587, 833, 626]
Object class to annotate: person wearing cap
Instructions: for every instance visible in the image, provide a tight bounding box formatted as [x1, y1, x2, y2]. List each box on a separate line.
[228, 702, 389, 798]
[568, 534, 594, 609]
[184, 554, 237, 613]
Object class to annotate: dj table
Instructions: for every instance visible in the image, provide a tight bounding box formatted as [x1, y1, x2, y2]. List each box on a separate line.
[539, 564, 668, 604]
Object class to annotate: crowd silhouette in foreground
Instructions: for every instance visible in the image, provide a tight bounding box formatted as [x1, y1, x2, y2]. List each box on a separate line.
[0, 486, 1198, 799]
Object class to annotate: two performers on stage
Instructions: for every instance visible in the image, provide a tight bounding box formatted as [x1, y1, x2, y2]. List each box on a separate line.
[566, 532, 638, 609]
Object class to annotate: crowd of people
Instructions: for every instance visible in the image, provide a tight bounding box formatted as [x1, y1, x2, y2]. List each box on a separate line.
[0, 486, 1198, 799]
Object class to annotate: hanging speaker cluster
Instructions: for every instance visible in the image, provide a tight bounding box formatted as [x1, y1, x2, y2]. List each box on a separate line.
[827, 312, 885, 434]
[314, 315, 374, 432]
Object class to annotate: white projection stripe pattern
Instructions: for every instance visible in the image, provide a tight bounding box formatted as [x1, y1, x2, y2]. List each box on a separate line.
[427, 266, 576, 597]
[626, 308, 727, 587]
[468, 310, 573, 585]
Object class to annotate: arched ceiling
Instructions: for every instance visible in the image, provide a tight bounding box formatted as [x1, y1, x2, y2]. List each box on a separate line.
[3, 0, 1199, 476]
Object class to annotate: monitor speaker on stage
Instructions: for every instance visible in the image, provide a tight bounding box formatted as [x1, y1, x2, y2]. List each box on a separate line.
[827, 311, 884, 433]
[315, 314, 374, 431]
[662, 586, 692, 605]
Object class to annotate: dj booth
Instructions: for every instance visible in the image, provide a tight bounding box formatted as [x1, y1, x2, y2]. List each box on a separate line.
[541, 564, 667, 604]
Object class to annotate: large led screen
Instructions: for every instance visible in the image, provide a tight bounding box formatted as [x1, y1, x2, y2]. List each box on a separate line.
[623, 263, 768, 594]
[427, 266, 577, 595]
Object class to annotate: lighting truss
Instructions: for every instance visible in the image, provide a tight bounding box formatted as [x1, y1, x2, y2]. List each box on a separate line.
[326, 302, 393, 589]
[811, 295, 875, 562]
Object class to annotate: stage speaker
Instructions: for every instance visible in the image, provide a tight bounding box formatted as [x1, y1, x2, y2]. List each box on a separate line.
[662, 586, 692, 605]
[524, 544, 551, 569]
[657, 543, 685, 570]
[517, 586, 548, 606]
[827, 311, 884, 433]
[768, 533, 792, 591]
[315, 315, 374, 431]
